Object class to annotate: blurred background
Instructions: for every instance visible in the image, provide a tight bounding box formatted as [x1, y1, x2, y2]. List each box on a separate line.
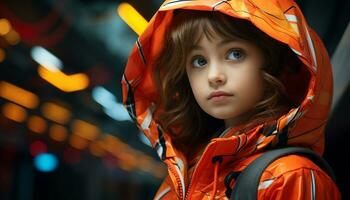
[0, 0, 349, 199]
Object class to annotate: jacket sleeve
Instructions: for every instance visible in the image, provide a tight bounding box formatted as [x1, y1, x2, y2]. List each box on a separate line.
[257, 167, 341, 200]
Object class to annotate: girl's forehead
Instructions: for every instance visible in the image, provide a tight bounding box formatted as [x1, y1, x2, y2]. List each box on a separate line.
[192, 30, 245, 47]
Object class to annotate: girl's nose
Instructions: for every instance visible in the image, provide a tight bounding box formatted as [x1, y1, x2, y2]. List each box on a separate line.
[208, 64, 226, 86]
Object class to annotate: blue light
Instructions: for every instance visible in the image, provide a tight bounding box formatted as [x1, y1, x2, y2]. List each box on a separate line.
[34, 153, 58, 172]
[31, 46, 63, 71]
[92, 86, 131, 121]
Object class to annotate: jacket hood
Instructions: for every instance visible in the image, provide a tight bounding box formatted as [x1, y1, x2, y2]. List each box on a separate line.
[121, 0, 332, 165]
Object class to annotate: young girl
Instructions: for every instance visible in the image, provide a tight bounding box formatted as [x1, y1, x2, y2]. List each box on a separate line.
[121, 0, 341, 199]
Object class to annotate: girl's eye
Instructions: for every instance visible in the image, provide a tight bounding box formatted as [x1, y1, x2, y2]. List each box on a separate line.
[192, 57, 207, 68]
[227, 49, 245, 61]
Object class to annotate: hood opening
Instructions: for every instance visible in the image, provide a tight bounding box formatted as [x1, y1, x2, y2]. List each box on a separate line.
[150, 10, 311, 154]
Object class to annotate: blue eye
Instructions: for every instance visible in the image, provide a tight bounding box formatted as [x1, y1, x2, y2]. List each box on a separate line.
[227, 49, 245, 61]
[192, 57, 207, 68]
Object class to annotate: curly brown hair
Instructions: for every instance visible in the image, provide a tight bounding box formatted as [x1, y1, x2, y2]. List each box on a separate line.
[153, 10, 305, 153]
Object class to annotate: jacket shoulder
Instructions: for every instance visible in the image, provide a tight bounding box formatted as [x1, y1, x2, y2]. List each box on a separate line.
[257, 155, 341, 200]
[262, 154, 324, 179]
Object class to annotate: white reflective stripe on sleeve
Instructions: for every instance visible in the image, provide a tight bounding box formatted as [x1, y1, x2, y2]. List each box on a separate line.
[154, 187, 171, 200]
[258, 179, 275, 190]
[285, 14, 298, 22]
[141, 110, 152, 129]
[310, 169, 316, 200]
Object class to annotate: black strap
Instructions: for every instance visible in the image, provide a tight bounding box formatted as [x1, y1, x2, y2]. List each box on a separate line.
[230, 147, 336, 200]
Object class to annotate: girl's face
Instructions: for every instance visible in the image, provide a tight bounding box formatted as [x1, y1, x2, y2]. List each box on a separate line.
[186, 32, 266, 128]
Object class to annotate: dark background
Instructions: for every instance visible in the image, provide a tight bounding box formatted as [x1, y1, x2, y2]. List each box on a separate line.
[0, 0, 349, 199]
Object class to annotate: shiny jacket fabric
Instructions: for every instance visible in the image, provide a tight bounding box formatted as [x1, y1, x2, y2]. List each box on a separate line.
[121, 0, 341, 199]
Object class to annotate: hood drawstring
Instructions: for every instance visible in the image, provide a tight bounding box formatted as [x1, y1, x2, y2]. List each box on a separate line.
[211, 156, 223, 200]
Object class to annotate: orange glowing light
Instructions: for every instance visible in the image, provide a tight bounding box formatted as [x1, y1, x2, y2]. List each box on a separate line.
[119, 161, 134, 171]
[89, 141, 105, 157]
[117, 3, 148, 36]
[0, 81, 39, 109]
[28, 115, 47, 134]
[0, 18, 11, 36]
[69, 134, 89, 150]
[49, 124, 68, 142]
[2, 103, 27, 122]
[42, 102, 71, 124]
[102, 134, 126, 153]
[37, 66, 89, 92]
[4, 29, 20, 45]
[118, 151, 137, 166]
[72, 120, 100, 141]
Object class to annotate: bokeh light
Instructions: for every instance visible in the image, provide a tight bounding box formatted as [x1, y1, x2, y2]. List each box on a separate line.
[2, 102, 27, 122]
[49, 124, 68, 142]
[34, 153, 58, 172]
[29, 140, 48, 157]
[28, 115, 47, 134]
[0, 18, 11, 36]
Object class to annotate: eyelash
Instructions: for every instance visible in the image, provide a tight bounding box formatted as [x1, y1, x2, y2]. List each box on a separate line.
[190, 48, 245, 68]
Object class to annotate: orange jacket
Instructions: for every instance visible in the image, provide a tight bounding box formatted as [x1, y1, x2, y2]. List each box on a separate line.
[121, 0, 341, 199]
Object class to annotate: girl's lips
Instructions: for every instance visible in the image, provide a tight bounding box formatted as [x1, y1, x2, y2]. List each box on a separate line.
[210, 95, 233, 103]
[208, 91, 234, 100]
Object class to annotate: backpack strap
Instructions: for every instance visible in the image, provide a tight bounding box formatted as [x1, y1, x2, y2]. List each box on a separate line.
[230, 147, 336, 200]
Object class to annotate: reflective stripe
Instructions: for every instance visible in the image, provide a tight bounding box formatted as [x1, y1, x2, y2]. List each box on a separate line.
[304, 23, 318, 71]
[141, 106, 153, 129]
[212, 0, 227, 10]
[154, 187, 171, 200]
[291, 48, 302, 56]
[136, 39, 146, 64]
[258, 179, 275, 190]
[310, 170, 316, 200]
[161, 0, 192, 9]
[284, 14, 297, 22]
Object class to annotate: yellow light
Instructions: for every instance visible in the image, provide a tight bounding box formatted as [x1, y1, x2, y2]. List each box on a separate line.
[121, 151, 137, 164]
[102, 134, 126, 153]
[69, 134, 89, 150]
[119, 161, 134, 171]
[2, 103, 27, 122]
[72, 120, 99, 141]
[0, 48, 5, 63]
[117, 3, 148, 36]
[49, 124, 68, 142]
[89, 141, 105, 157]
[37, 66, 89, 92]
[0, 18, 11, 36]
[4, 29, 20, 45]
[28, 115, 47, 134]
[0, 81, 39, 109]
[42, 102, 71, 124]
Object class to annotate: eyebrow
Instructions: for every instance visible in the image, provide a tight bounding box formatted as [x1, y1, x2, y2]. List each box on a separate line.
[189, 38, 240, 52]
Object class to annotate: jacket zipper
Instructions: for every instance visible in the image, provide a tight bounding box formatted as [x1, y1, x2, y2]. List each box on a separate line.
[184, 144, 212, 200]
[168, 164, 185, 200]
